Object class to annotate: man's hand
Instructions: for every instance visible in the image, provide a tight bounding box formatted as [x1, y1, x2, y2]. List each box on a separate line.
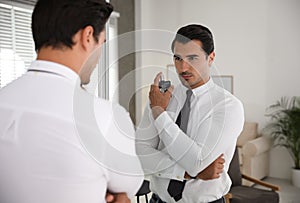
[184, 154, 225, 180]
[106, 191, 130, 203]
[149, 72, 173, 119]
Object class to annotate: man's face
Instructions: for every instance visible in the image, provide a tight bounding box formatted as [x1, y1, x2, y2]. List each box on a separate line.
[173, 40, 215, 89]
[80, 30, 106, 85]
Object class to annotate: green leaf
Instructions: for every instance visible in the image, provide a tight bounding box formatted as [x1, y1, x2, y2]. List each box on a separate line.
[264, 96, 300, 169]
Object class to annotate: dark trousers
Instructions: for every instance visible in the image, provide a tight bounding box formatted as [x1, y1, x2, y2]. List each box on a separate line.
[150, 193, 225, 203]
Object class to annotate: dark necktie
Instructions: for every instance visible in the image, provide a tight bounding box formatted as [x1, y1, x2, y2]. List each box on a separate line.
[167, 89, 193, 202]
[179, 89, 193, 133]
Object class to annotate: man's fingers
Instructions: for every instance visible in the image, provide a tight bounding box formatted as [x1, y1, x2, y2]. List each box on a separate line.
[216, 154, 225, 164]
[215, 168, 223, 177]
[153, 72, 163, 86]
[212, 172, 221, 179]
[216, 163, 224, 169]
[150, 84, 159, 93]
[218, 157, 225, 164]
[164, 85, 174, 98]
[167, 85, 174, 94]
[105, 193, 114, 203]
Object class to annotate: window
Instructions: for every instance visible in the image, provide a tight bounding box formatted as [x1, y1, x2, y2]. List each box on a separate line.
[84, 12, 120, 102]
[0, 1, 35, 88]
[0, 0, 117, 99]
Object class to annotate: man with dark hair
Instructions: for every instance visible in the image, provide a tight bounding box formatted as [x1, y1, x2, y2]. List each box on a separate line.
[136, 24, 244, 203]
[0, 0, 143, 203]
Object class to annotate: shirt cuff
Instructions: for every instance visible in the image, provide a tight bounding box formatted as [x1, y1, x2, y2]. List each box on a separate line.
[154, 163, 185, 180]
[153, 111, 173, 134]
[172, 164, 185, 181]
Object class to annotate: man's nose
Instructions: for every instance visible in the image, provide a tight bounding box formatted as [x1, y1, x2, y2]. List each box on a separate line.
[180, 59, 190, 72]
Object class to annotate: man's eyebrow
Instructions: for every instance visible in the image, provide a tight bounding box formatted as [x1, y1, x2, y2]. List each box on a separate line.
[174, 54, 199, 57]
[186, 54, 199, 58]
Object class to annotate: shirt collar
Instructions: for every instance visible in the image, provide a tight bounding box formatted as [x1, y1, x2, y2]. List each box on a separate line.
[28, 60, 80, 83]
[191, 77, 215, 96]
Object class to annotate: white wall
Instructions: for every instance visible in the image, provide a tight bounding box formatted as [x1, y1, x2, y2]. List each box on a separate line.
[135, 0, 300, 179]
[264, 0, 300, 179]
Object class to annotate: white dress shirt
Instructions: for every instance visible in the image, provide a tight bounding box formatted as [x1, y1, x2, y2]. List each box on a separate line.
[136, 78, 244, 203]
[0, 60, 143, 203]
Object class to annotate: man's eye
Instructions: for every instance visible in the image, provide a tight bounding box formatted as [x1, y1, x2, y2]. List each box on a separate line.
[188, 56, 198, 61]
[174, 56, 182, 61]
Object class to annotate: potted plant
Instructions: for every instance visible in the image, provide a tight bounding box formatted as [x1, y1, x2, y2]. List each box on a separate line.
[264, 96, 300, 187]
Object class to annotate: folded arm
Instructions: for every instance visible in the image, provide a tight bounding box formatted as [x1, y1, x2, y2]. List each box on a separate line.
[155, 99, 244, 177]
[136, 103, 185, 179]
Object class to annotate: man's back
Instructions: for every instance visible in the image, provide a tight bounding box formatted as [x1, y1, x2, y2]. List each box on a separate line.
[0, 61, 143, 203]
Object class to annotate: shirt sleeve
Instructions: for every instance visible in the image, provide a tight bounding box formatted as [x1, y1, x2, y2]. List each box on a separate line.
[155, 97, 245, 177]
[97, 103, 144, 198]
[135, 102, 186, 180]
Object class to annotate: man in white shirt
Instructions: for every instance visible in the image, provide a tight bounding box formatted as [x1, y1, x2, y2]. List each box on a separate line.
[0, 0, 143, 203]
[136, 24, 244, 203]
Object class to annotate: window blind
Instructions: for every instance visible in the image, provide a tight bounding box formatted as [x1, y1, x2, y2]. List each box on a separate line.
[0, 2, 35, 88]
[12, 0, 36, 7]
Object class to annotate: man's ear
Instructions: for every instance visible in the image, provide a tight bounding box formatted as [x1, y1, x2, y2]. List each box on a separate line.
[208, 52, 215, 67]
[98, 30, 106, 45]
[81, 25, 94, 51]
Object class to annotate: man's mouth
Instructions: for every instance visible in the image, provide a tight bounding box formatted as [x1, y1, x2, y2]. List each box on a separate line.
[181, 73, 192, 80]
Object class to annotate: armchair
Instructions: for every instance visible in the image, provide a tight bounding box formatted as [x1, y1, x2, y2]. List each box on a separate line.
[226, 147, 280, 203]
[237, 122, 272, 185]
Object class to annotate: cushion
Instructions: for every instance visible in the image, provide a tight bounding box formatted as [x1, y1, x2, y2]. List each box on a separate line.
[237, 122, 258, 147]
[243, 136, 272, 156]
[237, 147, 243, 165]
[230, 186, 279, 203]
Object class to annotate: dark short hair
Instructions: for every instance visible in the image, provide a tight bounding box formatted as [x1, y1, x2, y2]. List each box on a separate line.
[171, 24, 214, 55]
[32, 0, 113, 51]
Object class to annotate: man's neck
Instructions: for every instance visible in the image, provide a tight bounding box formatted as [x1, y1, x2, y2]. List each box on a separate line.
[36, 46, 84, 74]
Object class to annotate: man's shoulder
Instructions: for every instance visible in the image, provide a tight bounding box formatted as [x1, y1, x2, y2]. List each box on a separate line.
[209, 85, 244, 111]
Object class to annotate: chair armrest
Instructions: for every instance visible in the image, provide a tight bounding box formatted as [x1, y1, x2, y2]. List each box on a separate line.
[242, 174, 280, 191]
[243, 136, 272, 156]
[224, 193, 232, 203]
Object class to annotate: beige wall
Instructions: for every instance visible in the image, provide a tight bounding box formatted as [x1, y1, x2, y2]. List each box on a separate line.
[135, 0, 300, 180]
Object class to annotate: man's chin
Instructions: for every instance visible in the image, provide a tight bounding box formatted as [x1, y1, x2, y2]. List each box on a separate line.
[179, 77, 192, 88]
